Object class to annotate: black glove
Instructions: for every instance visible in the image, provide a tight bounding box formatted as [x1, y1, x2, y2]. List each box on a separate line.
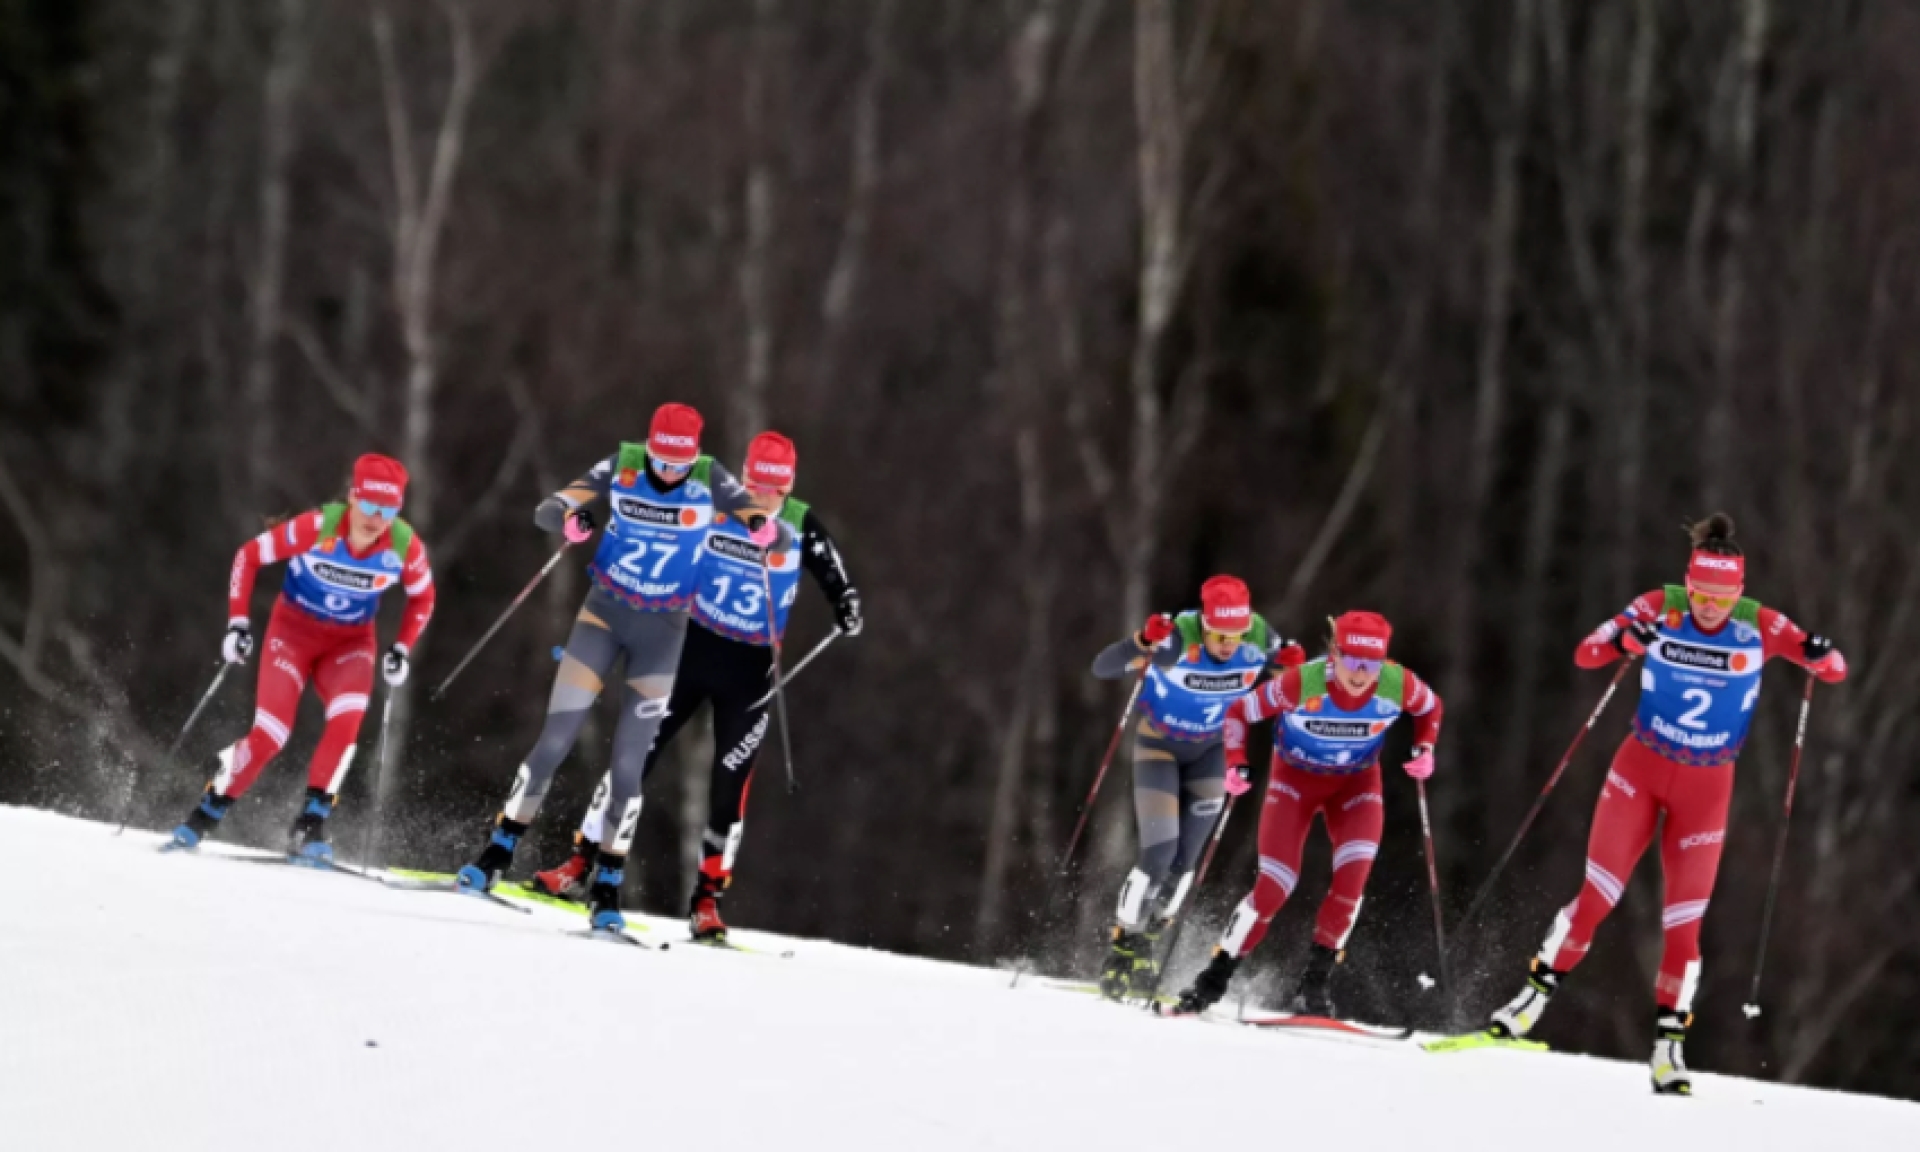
[1802, 634, 1834, 663]
[222, 622, 254, 664]
[835, 590, 864, 637]
[383, 643, 411, 687]
[1615, 618, 1659, 656]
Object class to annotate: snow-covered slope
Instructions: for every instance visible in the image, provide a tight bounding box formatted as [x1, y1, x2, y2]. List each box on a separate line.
[2, 807, 1913, 1152]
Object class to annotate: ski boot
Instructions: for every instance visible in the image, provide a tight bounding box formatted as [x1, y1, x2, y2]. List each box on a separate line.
[457, 816, 528, 893]
[1170, 948, 1240, 1016]
[288, 788, 336, 864]
[689, 872, 729, 943]
[169, 789, 234, 850]
[531, 839, 597, 901]
[1098, 925, 1156, 1002]
[1489, 960, 1562, 1039]
[1288, 943, 1340, 1017]
[1651, 1009, 1693, 1096]
[586, 855, 627, 933]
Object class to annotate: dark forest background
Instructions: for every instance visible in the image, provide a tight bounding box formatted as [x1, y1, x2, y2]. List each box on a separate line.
[4, 0, 1918, 1101]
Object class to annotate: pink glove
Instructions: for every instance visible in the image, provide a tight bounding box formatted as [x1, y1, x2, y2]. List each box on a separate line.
[563, 510, 595, 545]
[747, 516, 779, 548]
[1223, 762, 1251, 797]
[1403, 745, 1434, 780]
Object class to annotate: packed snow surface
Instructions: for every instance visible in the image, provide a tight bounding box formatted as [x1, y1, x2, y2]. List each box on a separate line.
[2, 806, 1914, 1151]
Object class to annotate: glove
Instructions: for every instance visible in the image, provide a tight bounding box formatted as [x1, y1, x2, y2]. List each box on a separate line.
[747, 515, 778, 548]
[1138, 613, 1175, 647]
[382, 643, 411, 687]
[1223, 761, 1252, 797]
[1802, 635, 1847, 682]
[1615, 618, 1659, 657]
[835, 590, 864, 637]
[1275, 641, 1308, 668]
[563, 508, 596, 545]
[1404, 744, 1435, 780]
[222, 622, 254, 664]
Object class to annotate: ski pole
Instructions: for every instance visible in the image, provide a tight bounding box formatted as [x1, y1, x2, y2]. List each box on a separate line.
[1743, 672, 1817, 1020]
[750, 629, 841, 709]
[1141, 787, 1241, 1002]
[114, 662, 232, 836]
[757, 546, 799, 793]
[1414, 777, 1452, 1010]
[1454, 658, 1633, 940]
[355, 690, 398, 869]
[432, 543, 571, 700]
[1008, 663, 1149, 990]
[1058, 665, 1150, 875]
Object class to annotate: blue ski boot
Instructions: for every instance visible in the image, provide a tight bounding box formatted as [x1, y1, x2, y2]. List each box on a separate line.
[587, 857, 627, 932]
[168, 790, 234, 850]
[457, 816, 528, 893]
[288, 788, 336, 864]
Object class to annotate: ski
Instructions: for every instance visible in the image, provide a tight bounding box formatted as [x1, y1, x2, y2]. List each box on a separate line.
[385, 869, 641, 923]
[1239, 1014, 1413, 1041]
[1040, 977, 1175, 1008]
[687, 936, 796, 960]
[228, 853, 379, 883]
[1421, 1032, 1550, 1054]
[379, 876, 534, 916]
[570, 927, 659, 951]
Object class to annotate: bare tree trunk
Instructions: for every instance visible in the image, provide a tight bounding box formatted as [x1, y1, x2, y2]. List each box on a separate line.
[371, 0, 483, 849]
[244, 0, 309, 520]
[1442, 0, 1535, 726]
[1498, 373, 1572, 786]
[975, 0, 1059, 953]
[734, 0, 779, 451]
[1701, 0, 1768, 510]
[1612, 0, 1656, 595]
[809, 0, 893, 420]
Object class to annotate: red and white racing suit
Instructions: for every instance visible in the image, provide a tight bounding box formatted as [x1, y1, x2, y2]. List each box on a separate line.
[216, 513, 434, 799]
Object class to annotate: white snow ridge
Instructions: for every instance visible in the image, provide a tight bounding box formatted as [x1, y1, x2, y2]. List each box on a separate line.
[2, 806, 1914, 1151]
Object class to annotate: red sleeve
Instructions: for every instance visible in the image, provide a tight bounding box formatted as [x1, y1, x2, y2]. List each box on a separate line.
[1225, 668, 1301, 766]
[1401, 668, 1444, 749]
[395, 534, 436, 650]
[1574, 589, 1666, 669]
[227, 512, 323, 625]
[1757, 606, 1847, 683]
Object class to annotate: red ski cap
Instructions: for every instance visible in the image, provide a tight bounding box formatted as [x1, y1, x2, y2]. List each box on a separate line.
[1200, 575, 1254, 636]
[350, 454, 409, 508]
[649, 403, 705, 466]
[744, 431, 798, 493]
[1333, 611, 1392, 659]
[1687, 550, 1745, 589]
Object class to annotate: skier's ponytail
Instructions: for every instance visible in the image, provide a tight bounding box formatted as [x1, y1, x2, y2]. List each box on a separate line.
[1687, 512, 1741, 557]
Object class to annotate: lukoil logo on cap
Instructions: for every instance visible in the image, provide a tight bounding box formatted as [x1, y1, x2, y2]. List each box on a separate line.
[362, 480, 402, 498]
[654, 433, 697, 449]
[1344, 633, 1386, 653]
[1694, 555, 1741, 572]
[1212, 604, 1250, 621]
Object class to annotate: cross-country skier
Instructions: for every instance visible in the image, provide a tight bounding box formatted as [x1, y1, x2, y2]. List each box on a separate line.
[1477, 514, 1846, 1095]
[1088, 576, 1301, 1001]
[525, 431, 862, 943]
[169, 454, 435, 859]
[1172, 610, 1443, 1017]
[454, 403, 794, 934]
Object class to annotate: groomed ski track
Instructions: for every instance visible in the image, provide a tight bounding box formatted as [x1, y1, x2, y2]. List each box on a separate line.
[3, 807, 1913, 1151]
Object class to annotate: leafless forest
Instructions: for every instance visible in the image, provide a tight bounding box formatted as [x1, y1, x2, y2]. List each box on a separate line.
[3, 0, 1918, 1100]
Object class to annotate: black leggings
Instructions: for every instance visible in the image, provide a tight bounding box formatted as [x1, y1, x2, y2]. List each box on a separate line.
[578, 621, 774, 881]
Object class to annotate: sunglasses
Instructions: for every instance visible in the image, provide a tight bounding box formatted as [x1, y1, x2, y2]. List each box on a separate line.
[1686, 584, 1741, 610]
[1203, 629, 1248, 646]
[355, 499, 400, 520]
[746, 481, 789, 498]
[653, 459, 694, 476]
[1335, 653, 1384, 676]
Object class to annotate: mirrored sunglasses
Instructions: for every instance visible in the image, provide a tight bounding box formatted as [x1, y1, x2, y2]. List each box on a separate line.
[355, 499, 400, 520]
[1336, 653, 1384, 676]
[1685, 584, 1740, 610]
